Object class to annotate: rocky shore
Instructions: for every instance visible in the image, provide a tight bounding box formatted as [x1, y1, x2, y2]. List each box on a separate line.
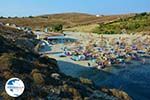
[0, 25, 131, 100]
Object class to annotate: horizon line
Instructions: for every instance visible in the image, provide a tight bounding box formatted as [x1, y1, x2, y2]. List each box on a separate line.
[0, 11, 150, 18]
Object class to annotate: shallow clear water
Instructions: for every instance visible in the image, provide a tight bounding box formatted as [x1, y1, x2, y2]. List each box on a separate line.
[58, 58, 150, 100]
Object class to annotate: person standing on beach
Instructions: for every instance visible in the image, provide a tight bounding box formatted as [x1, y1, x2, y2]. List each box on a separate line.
[142, 58, 146, 64]
[88, 62, 91, 67]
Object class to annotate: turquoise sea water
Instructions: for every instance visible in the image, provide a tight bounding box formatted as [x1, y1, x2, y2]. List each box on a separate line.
[58, 57, 150, 100]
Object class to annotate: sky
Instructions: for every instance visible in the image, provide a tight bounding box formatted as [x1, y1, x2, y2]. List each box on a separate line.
[0, 0, 150, 17]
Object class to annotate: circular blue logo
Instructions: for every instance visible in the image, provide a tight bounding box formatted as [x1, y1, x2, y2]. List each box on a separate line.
[5, 78, 25, 97]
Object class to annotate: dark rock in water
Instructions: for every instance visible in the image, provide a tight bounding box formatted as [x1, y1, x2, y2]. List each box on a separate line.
[0, 25, 131, 100]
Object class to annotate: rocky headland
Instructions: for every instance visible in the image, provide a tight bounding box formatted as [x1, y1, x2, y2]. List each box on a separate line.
[0, 25, 131, 100]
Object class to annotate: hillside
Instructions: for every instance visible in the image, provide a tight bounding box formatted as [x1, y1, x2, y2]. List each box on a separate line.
[0, 25, 131, 99]
[93, 12, 150, 34]
[0, 13, 133, 30]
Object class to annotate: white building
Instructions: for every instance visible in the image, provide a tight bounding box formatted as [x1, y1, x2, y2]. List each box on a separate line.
[5, 23, 10, 26]
[34, 40, 52, 54]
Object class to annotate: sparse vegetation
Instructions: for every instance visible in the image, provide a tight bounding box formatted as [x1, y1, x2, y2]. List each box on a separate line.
[29, 16, 34, 18]
[51, 24, 63, 32]
[0, 16, 6, 19]
[93, 12, 150, 34]
[66, 24, 99, 32]
[0, 13, 131, 31]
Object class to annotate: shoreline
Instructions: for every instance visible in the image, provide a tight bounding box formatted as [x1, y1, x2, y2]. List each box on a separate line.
[44, 32, 149, 70]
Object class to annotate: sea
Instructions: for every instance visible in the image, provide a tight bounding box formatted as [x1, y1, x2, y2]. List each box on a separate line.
[58, 56, 150, 100]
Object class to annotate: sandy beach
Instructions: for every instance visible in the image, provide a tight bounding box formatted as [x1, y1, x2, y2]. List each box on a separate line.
[46, 32, 149, 70]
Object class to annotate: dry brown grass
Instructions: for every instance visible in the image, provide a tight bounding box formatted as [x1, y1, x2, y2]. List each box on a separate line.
[0, 53, 14, 70]
[0, 13, 132, 30]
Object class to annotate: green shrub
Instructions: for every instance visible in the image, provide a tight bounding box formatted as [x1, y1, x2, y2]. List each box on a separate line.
[51, 24, 63, 32]
[29, 16, 34, 18]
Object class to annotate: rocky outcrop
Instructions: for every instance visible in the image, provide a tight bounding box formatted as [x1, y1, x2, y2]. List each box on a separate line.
[0, 25, 38, 51]
[0, 26, 131, 100]
[101, 88, 132, 100]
